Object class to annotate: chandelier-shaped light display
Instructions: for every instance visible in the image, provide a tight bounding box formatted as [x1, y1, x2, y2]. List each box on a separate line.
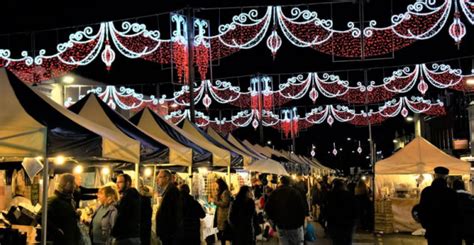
[1, 0, 473, 84]
[160, 96, 445, 134]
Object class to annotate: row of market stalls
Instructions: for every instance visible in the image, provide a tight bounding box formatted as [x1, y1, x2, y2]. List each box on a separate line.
[0, 68, 332, 243]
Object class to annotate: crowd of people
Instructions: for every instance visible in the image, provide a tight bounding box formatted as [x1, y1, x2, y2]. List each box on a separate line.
[38, 167, 474, 245]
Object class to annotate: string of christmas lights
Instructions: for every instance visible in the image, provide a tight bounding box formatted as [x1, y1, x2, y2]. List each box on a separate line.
[163, 96, 445, 135]
[77, 63, 472, 112]
[1, 0, 472, 83]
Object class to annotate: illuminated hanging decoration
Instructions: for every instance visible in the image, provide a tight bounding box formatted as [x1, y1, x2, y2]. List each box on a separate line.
[357, 141, 362, 154]
[310, 144, 316, 157]
[2, 0, 473, 84]
[80, 86, 166, 112]
[280, 108, 299, 139]
[161, 96, 445, 135]
[449, 1, 467, 47]
[332, 143, 338, 156]
[101, 39, 116, 71]
[266, 8, 282, 59]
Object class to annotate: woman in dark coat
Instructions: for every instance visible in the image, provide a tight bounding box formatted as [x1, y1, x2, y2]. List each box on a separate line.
[228, 185, 257, 245]
[327, 179, 356, 245]
[179, 184, 206, 245]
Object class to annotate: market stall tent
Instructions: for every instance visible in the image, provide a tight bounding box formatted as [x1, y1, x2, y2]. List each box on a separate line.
[0, 68, 140, 244]
[375, 136, 470, 175]
[130, 108, 213, 167]
[68, 94, 192, 166]
[0, 69, 140, 164]
[207, 128, 254, 166]
[374, 136, 471, 233]
[245, 159, 289, 176]
[181, 120, 239, 168]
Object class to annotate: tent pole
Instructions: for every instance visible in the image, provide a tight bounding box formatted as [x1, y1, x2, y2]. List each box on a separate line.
[41, 157, 49, 245]
[188, 166, 193, 194]
[227, 166, 231, 186]
[152, 165, 157, 191]
[135, 164, 140, 188]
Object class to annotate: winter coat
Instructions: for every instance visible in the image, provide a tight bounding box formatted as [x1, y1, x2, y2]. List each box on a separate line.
[214, 189, 231, 231]
[456, 190, 474, 240]
[229, 198, 257, 245]
[155, 184, 183, 242]
[418, 178, 461, 244]
[111, 188, 141, 240]
[140, 194, 152, 245]
[264, 185, 306, 230]
[89, 203, 117, 245]
[326, 189, 356, 235]
[44, 190, 81, 245]
[182, 193, 206, 244]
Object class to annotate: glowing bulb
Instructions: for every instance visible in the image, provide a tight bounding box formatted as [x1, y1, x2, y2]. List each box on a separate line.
[406, 116, 414, 122]
[347, 137, 351, 141]
[54, 156, 65, 165]
[361, 176, 367, 181]
[267, 141, 272, 145]
[466, 77, 474, 86]
[73, 165, 83, 174]
[170, 103, 178, 108]
[35, 156, 43, 161]
[62, 76, 75, 84]
[101, 167, 110, 176]
[393, 139, 398, 143]
[291, 174, 297, 180]
[144, 168, 152, 177]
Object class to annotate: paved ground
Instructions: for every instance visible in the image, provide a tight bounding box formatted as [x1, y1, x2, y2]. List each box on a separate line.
[256, 222, 427, 245]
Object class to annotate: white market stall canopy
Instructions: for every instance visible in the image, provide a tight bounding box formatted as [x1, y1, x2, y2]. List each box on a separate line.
[375, 136, 470, 175]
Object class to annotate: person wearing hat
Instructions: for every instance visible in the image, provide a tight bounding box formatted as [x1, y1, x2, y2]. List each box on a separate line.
[418, 166, 461, 245]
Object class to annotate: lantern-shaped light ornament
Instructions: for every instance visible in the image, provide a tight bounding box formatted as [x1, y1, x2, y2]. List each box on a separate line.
[417, 77, 428, 95]
[266, 30, 282, 59]
[357, 141, 362, 154]
[101, 41, 116, 71]
[203, 93, 212, 109]
[309, 87, 318, 103]
[332, 143, 338, 156]
[327, 115, 334, 126]
[401, 107, 409, 118]
[310, 149, 316, 157]
[449, 12, 466, 48]
[252, 119, 259, 129]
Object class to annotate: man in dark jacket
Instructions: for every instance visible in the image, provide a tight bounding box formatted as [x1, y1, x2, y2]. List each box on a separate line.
[111, 174, 141, 245]
[326, 179, 356, 245]
[418, 167, 461, 245]
[179, 184, 205, 245]
[155, 170, 183, 245]
[265, 176, 305, 245]
[452, 179, 474, 245]
[43, 174, 81, 245]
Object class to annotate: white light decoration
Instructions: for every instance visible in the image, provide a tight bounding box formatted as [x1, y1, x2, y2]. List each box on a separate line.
[144, 168, 153, 177]
[266, 30, 282, 58]
[357, 141, 363, 154]
[101, 167, 111, 176]
[62, 76, 75, 84]
[101, 41, 116, 70]
[73, 165, 84, 174]
[332, 143, 338, 156]
[54, 156, 66, 165]
[1, 0, 474, 85]
[64, 62, 472, 113]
